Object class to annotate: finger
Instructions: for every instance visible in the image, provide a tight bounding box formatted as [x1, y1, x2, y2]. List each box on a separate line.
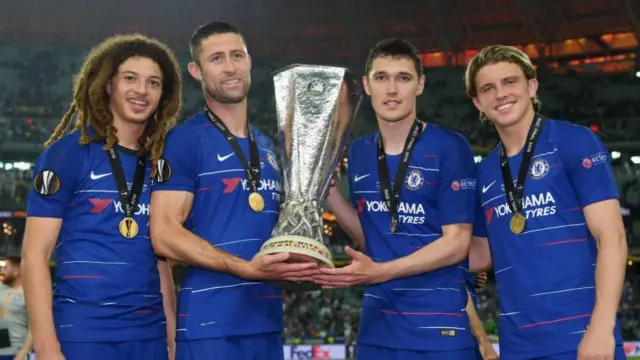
[282, 276, 313, 283]
[312, 274, 354, 283]
[344, 246, 365, 260]
[321, 282, 353, 289]
[280, 269, 321, 278]
[273, 262, 319, 274]
[319, 265, 355, 276]
[261, 252, 290, 265]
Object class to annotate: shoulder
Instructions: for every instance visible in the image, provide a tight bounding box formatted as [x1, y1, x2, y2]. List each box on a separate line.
[477, 147, 500, 177]
[427, 124, 472, 151]
[254, 127, 276, 153]
[348, 133, 376, 154]
[165, 113, 208, 143]
[41, 131, 86, 159]
[545, 118, 594, 143]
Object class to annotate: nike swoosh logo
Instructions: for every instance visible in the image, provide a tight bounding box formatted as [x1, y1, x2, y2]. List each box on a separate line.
[482, 180, 496, 194]
[217, 153, 234, 162]
[90, 171, 111, 180]
[354, 174, 370, 182]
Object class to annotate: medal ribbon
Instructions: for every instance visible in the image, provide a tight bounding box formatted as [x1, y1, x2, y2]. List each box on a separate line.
[106, 148, 146, 221]
[499, 115, 545, 216]
[204, 106, 260, 193]
[376, 120, 424, 233]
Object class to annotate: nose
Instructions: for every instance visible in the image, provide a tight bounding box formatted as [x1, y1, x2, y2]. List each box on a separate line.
[385, 78, 398, 95]
[134, 79, 149, 95]
[221, 57, 237, 74]
[495, 84, 508, 99]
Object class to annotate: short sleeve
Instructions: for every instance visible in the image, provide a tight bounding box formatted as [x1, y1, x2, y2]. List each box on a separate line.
[151, 127, 199, 193]
[437, 134, 477, 225]
[26, 138, 83, 218]
[559, 125, 619, 208]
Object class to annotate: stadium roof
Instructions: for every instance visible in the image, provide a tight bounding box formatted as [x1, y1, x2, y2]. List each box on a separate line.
[1, 0, 637, 62]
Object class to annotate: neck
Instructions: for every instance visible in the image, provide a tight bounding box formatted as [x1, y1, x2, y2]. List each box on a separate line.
[112, 117, 145, 150]
[496, 109, 536, 157]
[377, 114, 416, 155]
[206, 97, 248, 138]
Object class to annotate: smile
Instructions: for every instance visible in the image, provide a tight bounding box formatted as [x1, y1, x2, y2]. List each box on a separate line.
[496, 102, 515, 111]
[223, 79, 241, 85]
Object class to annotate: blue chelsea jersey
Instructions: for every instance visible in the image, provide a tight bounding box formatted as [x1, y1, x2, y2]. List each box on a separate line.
[152, 112, 284, 340]
[347, 123, 477, 352]
[473, 119, 623, 359]
[26, 131, 165, 343]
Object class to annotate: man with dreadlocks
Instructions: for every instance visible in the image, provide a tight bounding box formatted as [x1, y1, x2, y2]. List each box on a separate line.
[22, 34, 182, 360]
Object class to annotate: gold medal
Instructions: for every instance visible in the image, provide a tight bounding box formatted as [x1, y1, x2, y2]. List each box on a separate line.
[510, 212, 526, 235]
[119, 217, 139, 239]
[248, 192, 265, 212]
[390, 216, 398, 234]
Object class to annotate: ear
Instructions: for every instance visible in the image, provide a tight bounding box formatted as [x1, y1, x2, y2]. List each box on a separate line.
[416, 74, 426, 96]
[188, 62, 202, 82]
[528, 77, 539, 98]
[105, 81, 112, 95]
[362, 75, 371, 96]
[472, 97, 483, 113]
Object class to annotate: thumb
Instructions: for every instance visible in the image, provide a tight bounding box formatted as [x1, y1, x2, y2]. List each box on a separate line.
[344, 246, 364, 260]
[263, 252, 290, 265]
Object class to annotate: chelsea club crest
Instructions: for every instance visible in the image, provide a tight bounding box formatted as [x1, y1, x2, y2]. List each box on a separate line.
[405, 169, 424, 191]
[530, 158, 550, 180]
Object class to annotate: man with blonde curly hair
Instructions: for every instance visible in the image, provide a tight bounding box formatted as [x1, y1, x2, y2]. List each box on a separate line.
[467, 45, 627, 360]
[22, 34, 182, 360]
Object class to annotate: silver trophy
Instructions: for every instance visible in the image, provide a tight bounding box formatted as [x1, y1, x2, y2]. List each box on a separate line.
[255, 64, 363, 288]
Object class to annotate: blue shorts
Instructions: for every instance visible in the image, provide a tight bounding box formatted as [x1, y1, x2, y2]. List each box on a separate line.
[176, 333, 283, 360]
[534, 346, 627, 360]
[60, 338, 167, 360]
[356, 344, 479, 360]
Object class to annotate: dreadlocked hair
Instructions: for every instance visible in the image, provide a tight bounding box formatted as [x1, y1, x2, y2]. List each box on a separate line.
[45, 33, 183, 178]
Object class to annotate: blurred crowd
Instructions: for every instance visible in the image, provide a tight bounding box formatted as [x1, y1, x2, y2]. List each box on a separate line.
[0, 44, 639, 344]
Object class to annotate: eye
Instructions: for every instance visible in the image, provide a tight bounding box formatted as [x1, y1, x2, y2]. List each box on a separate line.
[124, 75, 135, 82]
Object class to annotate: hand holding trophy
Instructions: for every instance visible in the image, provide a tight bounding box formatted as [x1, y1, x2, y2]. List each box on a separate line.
[254, 64, 363, 291]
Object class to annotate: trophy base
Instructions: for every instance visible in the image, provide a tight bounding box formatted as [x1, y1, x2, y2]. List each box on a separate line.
[256, 235, 335, 292]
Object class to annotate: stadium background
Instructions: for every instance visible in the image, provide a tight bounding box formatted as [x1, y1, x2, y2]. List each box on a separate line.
[0, 0, 639, 358]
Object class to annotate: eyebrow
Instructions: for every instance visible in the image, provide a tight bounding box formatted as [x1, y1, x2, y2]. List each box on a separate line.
[121, 70, 162, 81]
[372, 71, 414, 77]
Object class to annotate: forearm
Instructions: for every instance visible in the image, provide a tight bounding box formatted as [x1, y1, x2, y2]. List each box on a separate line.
[18, 330, 33, 354]
[158, 261, 176, 350]
[326, 188, 365, 248]
[591, 233, 627, 330]
[151, 224, 250, 278]
[466, 292, 490, 345]
[23, 258, 59, 353]
[382, 229, 471, 280]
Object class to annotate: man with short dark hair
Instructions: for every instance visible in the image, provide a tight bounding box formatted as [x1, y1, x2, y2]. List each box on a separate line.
[150, 21, 319, 360]
[314, 38, 478, 360]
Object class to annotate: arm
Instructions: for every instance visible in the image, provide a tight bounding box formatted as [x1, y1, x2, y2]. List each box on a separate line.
[150, 190, 253, 277]
[16, 328, 33, 359]
[157, 259, 176, 358]
[381, 223, 471, 280]
[149, 191, 316, 281]
[466, 290, 499, 360]
[583, 199, 627, 331]
[21, 217, 62, 354]
[469, 236, 492, 273]
[559, 126, 627, 332]
[325, 186, 365, 249]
